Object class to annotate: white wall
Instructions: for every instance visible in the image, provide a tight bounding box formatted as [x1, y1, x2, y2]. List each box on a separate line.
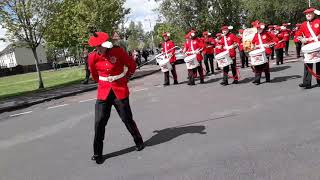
[0, 52, 17, 68]
[14, 45, 47, 66]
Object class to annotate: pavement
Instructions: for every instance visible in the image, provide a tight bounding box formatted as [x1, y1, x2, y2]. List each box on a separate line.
[0, 64, 160, 113]
[2, 49, 320, 179]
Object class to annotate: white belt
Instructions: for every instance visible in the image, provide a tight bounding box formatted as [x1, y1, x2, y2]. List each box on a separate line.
[99, 67, 128, 82]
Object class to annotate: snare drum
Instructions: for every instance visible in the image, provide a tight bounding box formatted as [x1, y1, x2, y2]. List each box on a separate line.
[158, 57, 172, 72]
[215, 51, 233, 68]
[184, 54, 199, 69]
[301, 42, 320, 64]
[249, 49, 267, 66]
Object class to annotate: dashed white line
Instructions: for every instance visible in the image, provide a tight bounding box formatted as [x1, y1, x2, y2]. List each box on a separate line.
[47, 104, 69, 109]
[79, 98, 96, 103]
[133, 88, 149, 92]
[10, 111, 33, 117]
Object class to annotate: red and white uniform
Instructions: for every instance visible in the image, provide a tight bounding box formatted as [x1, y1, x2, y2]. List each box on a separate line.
[202, 37, 215, 55]
[252, 31, 278, 55]
[162, 40, 176, 63]
[274, 31, 285, 49]
[184, 37, 204, 62]
[297, 18, 320, 44]
[89, 48, 136, 100]
[219, 33, 241, 58]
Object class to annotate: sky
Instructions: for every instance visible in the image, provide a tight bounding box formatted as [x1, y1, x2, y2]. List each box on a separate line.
[0, 0, 161, 51]
[124, 0, 161, 31]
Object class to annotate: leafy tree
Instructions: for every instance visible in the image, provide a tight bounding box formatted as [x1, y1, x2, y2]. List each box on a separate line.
[0, 0, 59, 88]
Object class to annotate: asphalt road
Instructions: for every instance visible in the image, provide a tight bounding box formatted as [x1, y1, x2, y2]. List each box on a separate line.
[1, 54, 320, 180]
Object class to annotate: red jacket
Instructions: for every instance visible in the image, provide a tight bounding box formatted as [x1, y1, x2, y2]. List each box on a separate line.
[219, 33, 241, 58]
[293, 28, 301, 43]
[252, 31, 278, 55]
[89, 47, 136, 100]
[184, 38, 204, 62]
[202, 37, 215, 54]
[297, 18, 320, 44]
[238, 35, 244, 51]
[215, 38, 224, 55]
[274, 32, 285, 49]
[282, 29, 291, 42]
[162, 40, 176, 63]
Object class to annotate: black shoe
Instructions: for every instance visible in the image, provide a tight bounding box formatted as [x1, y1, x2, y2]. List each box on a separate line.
[266, 80, 271, 83]
[188, 82, 195, 86]
[299, 83, 307, 88]
[135, 142, 145, 151]
[305, 86, 312, 89]
[200, 79, 205, 84]
[163, 83, 170, 86]
[91, 155, 104, 164]
[276, 62, 279, 65]
[232, 80, 238, 84]
[173, 80, 179, 85]
[211, 71, 215, 74]
[82, 80, 89, 84]
[220, 81, 228, 86]
[206, 72, 210, 76]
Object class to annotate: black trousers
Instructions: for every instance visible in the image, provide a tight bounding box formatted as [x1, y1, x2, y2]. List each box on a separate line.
[240, 50, 249, 67]
[84, 62, 90, 81]
[188, 61, 204, 84]
[295, 42, 302, 58]
[275, 48, 284, 65]
[271, 47, 275, 60]
[204, 54, 214, 73]
[164, 63, 178, 84]
[223, 58, 238, 83]
[254, 57, 270, 83]
[285, 41, 289, 55]
[303, 62, 320, 86]
[93, 90, 143, 156]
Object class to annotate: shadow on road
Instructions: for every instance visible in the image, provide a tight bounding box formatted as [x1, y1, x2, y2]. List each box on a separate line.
[239, 77, 255, 84]
[270, 65, 291, 72]
[102, 125, 207, 161]
[271, 75, 302, 83]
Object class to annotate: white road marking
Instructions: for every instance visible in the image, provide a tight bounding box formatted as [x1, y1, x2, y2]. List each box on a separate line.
[47, 104, 69, 109]
[9, 111, 33, 117]
[79, 98, 96, 103]
[0, 112, 94, 149]
[133, 88, 148, 92]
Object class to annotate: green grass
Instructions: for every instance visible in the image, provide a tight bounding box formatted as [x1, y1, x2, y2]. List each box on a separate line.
[0, 67, 86, 100]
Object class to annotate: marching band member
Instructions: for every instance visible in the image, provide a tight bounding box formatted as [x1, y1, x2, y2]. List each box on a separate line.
[214, 33, 223, 70]
[184, 30, 205, 85]
[251, 23, 278, 85]
[293, 24, 302, 58]
[238, 29, 249, 68]
[282, 23, 291, 56]
[297, 8, 320, 89]
[202, 31, 215, 75]
[274, 26, 285, 65]
[162, 32, 178, 86]
[220, 26, 241, 85]
[268, 25, 276, 60]
[88, 32, 144, 164]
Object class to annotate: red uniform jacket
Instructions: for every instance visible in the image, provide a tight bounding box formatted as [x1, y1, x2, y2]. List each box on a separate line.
[162, 40, 176, 63]
[238, 35, 244, 51]
[274, 32, 285, 49]
[89, 47, 136, 100]
[202, 37, 215, 55]
[297, 18, 320, 44]
[293, 28, 301, 43]
[219, 33, 241, 58]
[215, 39, 224, 55]
[282, 29, 291, 42]
[184, 38, 204, 62]
[252, 31, 278, 55]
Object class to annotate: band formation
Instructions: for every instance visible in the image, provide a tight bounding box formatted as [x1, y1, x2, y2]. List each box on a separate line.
[87, 7, 320, 164]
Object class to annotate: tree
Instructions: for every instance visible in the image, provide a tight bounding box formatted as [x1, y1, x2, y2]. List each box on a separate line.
[0, 0, 59, 88]
[45, 0, 130, 58]
[127, 21, 145, 51]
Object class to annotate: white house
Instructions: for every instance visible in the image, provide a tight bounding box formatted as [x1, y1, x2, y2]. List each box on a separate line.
[0, 43, 47, 68]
